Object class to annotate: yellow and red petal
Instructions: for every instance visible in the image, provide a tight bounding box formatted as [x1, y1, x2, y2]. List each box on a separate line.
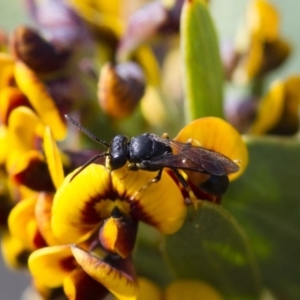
[10, 150, 55, 192]
[43, 126, 65, 190]
[51, 164, 113, 244]
[52, 163, 187, 246]
[164, 280, 224, 300]
[250, 76, 300, 135]
[0, 86, 32, 124]
[64, 267, 109, 300]
[99, 209, 138, 258]
[112, 168, 187, 234]
[71, 246, 138, 300]
[175, 117, 248, 181]
[13, 61, 67, 140]
[28, 245, 76, 288]
[35, 193, 61, 246]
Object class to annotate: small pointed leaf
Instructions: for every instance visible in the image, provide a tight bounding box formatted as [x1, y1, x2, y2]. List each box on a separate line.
[181, 0, 224, 121]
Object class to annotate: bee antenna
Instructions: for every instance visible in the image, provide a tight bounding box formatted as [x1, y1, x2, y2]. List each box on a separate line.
[65, 115, 110, 148]
[69, 153, 110, 181]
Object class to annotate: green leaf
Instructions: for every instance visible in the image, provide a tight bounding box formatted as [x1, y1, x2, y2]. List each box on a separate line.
[164, 202, 261, 300]
[181, 0, 224, 121]
[224, 136, 300, 298]
[134, 223, 174, 287]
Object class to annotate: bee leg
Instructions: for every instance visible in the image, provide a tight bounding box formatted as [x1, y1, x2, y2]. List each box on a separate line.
[172, 169, 201, 210]
[186, 138, 202, 147]
[129, 169, 163, 201]
[151, 168, 163, 183]
[162, 133, 169, 139]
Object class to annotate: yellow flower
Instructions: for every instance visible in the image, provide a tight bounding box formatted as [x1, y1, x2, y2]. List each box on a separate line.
[250, 76, 300, 135]
[29, 245, 138, 300]
[51, 164, 187, 257]
[174, 117, 248, 195]
[135, 277, 224, 300]
[0, 54, 67, 141]
[227, 0, 290, 84]
[2, 125, 64, 269]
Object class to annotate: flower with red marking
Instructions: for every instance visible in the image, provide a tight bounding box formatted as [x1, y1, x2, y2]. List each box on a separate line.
[52, 163, 187, 258]
[29, 244, 138, 300]
[174, 117, 248, 202]
[224, 0, 290, 84]
[250, 76, 300, 135]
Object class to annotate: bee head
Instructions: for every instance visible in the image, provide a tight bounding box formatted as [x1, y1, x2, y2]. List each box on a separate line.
[106, 135, 129, 170]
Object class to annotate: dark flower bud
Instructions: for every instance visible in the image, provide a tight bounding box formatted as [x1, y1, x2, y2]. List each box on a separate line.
[10, 26, 70, 74]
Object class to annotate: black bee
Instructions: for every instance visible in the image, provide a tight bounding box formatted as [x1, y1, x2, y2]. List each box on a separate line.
[65, 115, 239, 195]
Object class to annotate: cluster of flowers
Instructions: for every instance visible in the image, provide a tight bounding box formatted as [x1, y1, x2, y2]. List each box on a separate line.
[0, 0, 298, 299]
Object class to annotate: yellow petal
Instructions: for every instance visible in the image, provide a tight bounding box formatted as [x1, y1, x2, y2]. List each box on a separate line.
[175, 117, 248, 181]
[1, 233, 31, 269]
[8, 196, 38, 249]
[140, 86, 166, 127]
[64, 267, 109, 300]
[28, 245, 75, 288]
[136, 277, 161, 300]
[69, 0, 123, 39]
[134, 46, 161, 86]
[250, 80, 285, 135]
[164, 280, 224, 300]
[248, 0, 279, 41]
[0, 125, 8, 164]
[43, 126, 65, 189]
[71, 246, 138, 300]
[14, 61, 67, 140]
[0, 53, 14, 90]
[6, 106, 45, 171]
[35, 193, 60, 246]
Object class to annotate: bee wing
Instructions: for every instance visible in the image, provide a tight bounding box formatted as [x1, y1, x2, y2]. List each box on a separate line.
[149, 134, 239, 176]
[147, 151, 207, 173]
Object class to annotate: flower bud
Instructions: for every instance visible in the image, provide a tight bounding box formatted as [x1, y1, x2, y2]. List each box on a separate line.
[98, 62, 146, 119]
[10, 26, 70, 74]
[25, 0, 89, 50]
